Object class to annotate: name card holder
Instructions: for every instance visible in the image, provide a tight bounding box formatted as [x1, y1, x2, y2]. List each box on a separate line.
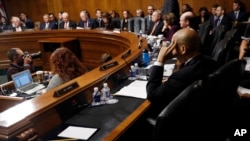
[54, 81, 79, 97]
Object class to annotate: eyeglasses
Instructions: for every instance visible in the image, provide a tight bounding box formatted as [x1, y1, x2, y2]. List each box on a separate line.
[148, 9, 153, 10]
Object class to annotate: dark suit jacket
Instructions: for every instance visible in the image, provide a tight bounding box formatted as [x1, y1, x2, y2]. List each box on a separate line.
[40, 22, 57, 30]
[94, 18, 105, 28]
[228, 10, 247, 23]
[7, 25, 26, 32]
[23, 19, 34, 29]
[214, 15, 231, 31]
[146, 55, 217, 118]
[163, 0, 180, 20]
[59, 20, 77, 29]
[77, 18, 96, 29]
[147, 19, 164, 36]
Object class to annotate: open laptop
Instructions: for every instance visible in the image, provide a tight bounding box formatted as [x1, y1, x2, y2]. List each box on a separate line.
[11, 70, 45, 95]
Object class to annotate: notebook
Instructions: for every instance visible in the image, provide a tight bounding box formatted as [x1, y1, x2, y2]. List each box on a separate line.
[11, 70, 45, 95]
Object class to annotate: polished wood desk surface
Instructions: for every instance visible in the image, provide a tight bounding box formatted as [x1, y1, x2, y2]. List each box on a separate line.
[0, 29, 149, 140]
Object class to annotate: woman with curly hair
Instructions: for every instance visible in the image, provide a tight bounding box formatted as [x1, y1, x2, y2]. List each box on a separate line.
[46, 47, 87, 90]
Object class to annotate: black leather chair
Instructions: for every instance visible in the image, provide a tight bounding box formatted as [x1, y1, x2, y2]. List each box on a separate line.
[207, 25, 226, 56]
[211, 28, 238, 67]
[152, 59, 246, 141]
[199, 20, 212, 55]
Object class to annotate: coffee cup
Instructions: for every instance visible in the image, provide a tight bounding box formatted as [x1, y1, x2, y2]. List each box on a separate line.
[36, 71, 44, 83]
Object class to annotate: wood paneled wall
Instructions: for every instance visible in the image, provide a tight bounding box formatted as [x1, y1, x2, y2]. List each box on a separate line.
[2, 0, 250, 23]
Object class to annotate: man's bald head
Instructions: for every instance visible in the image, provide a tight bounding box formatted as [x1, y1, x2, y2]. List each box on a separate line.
[173, 28, 200, 57]
[179, 11, 195, 28]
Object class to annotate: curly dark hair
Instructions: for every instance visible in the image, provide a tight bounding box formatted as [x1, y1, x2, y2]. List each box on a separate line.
[50, 47, 87, 81]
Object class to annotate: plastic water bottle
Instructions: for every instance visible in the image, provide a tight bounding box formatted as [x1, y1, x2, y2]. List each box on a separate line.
[92, 87, 101, 105]
[134, 63, 140, 78]
[44, 71, 49, 81]
[101, 83, 111, 100]
[129, 65, 136, 80]
[142, 49, 150, 66]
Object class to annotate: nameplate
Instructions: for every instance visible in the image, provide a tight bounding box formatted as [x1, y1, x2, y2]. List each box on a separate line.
[121, 49, 131, 59]
[100, 61, 118, 71]
[54, 82, 79, 97]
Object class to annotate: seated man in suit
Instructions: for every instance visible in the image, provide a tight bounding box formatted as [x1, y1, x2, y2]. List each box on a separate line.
[228, 0, 247, 29]
[40, 14, 57, 30]
[19, 12, 34, 29]
[58, 12, 77, 29]
[48, 13, 58, 28]
[146, 28, 218, 118]
[214, 5, 231, 31]
[77, 10, 95, 29]
[179, 11, 198, 31]
[8, 16, 26, 32]
[209, 3, 219, 29]
[94, 9, 104, 28]
[6, 48, 34, 81]
[147, 9, 164, 36]
[144, 5, 154, 33]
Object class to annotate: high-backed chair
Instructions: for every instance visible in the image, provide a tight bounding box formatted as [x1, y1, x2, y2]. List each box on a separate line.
[211, 28, 238, 67]
[207, 25, 226, 56]
[128, 17, 146, 34]
[199, 20, 212, 55]
[152, 59, 246, 141]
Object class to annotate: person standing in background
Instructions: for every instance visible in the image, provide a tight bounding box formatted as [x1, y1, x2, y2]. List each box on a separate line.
[163, 0, 180, 23]
[19, 12, 34, 29]
[145, 5, 155, 33]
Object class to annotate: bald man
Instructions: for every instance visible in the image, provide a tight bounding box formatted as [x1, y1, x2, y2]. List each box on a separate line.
[179, 11, 198, 30]
[58, 12, 77, 29]
[146, 28, 218, 118]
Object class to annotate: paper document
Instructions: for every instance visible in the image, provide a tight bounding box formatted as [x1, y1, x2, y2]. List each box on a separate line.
[58, 126, 97, 140]
[114, 80, 147, 99]
[237, 86, 250, 94]
[163, 64, 175, 77]
[244, 57, 250, 71]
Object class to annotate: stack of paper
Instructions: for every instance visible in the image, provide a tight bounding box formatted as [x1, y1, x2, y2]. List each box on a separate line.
[58, 126, 97, 140]
[114, 80, 148, 99]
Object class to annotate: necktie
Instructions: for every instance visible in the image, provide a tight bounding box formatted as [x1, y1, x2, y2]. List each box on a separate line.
[234, 11, 238, 20]
[217, 19, 221, 26]
[150, 22, 157, 35]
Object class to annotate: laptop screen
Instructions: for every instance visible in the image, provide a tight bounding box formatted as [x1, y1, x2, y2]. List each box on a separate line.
[12, 70, 33, 89]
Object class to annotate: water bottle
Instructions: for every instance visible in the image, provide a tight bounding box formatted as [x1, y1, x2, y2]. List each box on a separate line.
[129, 65, 136, 80]
[92, 87, 101, 105]
[142, 49, 150, 66]
[134, 63, 140, 78]
[139, 30, 143, 40]
[101, 83, 111, 100]
[48, 72, 53, 80]
[44, 71, 49, 81]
